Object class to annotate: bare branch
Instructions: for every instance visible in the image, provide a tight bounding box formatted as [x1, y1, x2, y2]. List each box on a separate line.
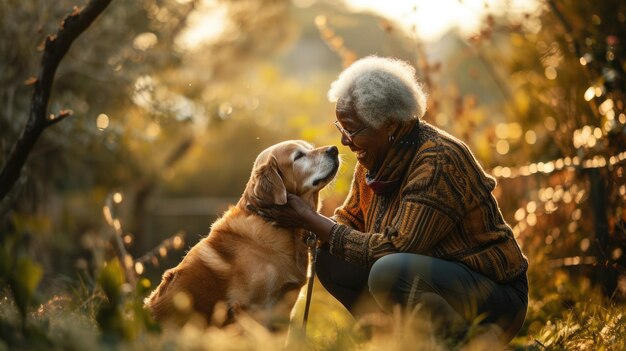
[134, 231, 186, 267]
[0, 173, 27, 219]
[0, 0, 113, 202]
[103, 194, 137, 285]
[47, 109, 74, 126]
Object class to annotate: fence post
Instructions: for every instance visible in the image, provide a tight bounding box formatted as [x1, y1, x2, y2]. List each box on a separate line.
[587, 167, 616, 296]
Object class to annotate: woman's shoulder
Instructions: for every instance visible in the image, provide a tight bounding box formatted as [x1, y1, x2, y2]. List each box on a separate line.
[417, 121, 489, 169]
[407, 121, 467, 169]
[410, 121, 496, 190]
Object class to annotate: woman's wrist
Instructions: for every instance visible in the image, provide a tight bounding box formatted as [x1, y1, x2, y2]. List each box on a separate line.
[305, 212, 335, 243]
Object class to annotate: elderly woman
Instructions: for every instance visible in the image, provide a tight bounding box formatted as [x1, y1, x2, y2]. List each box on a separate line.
[264, 56, 528, 343]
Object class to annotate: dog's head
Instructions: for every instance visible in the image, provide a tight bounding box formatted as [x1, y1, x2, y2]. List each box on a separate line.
[244, 140, 340, 208]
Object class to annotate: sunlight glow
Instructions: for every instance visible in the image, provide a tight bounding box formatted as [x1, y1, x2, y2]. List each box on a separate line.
[180, 0, 542, 51]
[176, 0, 229, 50]
[342, 0, 542, 41]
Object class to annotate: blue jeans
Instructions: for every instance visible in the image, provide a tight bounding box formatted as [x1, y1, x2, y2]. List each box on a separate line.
[316, 248, 528, 341]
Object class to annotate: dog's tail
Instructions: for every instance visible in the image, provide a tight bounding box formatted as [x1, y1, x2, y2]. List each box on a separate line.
[144, 268, 177, 321]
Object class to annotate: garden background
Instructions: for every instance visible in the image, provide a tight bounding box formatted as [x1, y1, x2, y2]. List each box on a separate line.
[1, 0, 625, 349]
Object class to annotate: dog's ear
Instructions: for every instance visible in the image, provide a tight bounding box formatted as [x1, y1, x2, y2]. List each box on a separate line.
[252, 156, 287, 205]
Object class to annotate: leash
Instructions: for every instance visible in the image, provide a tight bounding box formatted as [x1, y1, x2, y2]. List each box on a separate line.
[302, 231, 318, 336]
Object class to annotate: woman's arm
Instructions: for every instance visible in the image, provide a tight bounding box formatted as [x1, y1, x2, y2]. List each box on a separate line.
[258, 192, 335, 242]
[330, 197, 457, 267]
[257, 165, 366, 242]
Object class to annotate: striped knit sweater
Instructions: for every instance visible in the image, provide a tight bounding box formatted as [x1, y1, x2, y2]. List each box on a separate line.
[330, 120, 528, 283]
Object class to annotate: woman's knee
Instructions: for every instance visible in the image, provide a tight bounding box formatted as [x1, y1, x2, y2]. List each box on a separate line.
[316, 248, 370, 311]
[368, 253, 403, 295]
[368, 253, 432, 293]
[368, 253, 435, 311]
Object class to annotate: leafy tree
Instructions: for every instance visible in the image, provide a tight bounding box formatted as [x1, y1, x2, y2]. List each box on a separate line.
[487, 0, 626, 298]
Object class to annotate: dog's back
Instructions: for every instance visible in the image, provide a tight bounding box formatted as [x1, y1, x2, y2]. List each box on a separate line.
[144, 206, 307, 326]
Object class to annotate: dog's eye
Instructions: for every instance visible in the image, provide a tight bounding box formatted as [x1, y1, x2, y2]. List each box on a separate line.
[294, 151, 305, 161]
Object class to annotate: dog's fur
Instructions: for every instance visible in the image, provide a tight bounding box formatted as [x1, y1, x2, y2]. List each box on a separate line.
[144, 140, 339, 327]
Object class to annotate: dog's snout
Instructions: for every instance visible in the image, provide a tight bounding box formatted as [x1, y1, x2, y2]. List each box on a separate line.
[326, 146, 338, 157]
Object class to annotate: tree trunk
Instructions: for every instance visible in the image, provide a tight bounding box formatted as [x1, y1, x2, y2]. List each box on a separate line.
[587, 168, 617, 296]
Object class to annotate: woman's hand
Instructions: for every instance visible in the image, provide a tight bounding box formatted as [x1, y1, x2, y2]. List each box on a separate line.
[250, 193, 317, 230]
[247, 193, 336, 242]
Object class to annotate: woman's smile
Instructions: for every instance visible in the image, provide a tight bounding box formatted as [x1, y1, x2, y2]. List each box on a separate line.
[352, 148, 367, 161]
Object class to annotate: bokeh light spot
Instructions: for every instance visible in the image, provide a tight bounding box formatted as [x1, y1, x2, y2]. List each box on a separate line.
[495, 123, 508, 139]
[113, 192, 123, 204]
[496, 140, 510, 155]
[544, 116, 556, 131]
[525, 130, 537, 144]
[96, 114, 110, 131]
[544, 66, 557, 80]
[134, 262, 144, 275]
[584, 86, 595, 101]
[527, 213, 537, 227]
[133, 32, 158, 51]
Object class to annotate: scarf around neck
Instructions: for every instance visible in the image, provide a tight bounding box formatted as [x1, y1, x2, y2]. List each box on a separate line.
[365, 119, 423, 195]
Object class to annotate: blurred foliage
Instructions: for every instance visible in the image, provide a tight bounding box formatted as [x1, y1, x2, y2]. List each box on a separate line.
[0, 230, 43, 322]
[96, 259, 159, 344]
[487, 0, 626, 301]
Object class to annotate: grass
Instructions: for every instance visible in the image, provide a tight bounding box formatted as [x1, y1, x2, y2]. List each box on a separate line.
[1, 257, 625, 350]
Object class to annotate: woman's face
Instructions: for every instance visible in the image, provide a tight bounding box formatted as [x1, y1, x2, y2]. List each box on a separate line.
[335, 107, 393, 171]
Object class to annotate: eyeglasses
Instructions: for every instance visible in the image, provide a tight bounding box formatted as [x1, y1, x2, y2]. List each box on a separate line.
[334, 120, 369, 143]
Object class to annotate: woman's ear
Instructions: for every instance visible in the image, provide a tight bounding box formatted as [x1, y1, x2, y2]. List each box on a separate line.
[251, 156, 287, 206]
[385, 119, 400, 132]
[384, 120, 401, 140]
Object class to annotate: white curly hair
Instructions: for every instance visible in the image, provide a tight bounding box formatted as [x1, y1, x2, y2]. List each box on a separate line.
[327, 56, 427, 129]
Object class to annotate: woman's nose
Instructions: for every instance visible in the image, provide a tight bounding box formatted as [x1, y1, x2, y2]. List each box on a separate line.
[340, 133, 351, 146]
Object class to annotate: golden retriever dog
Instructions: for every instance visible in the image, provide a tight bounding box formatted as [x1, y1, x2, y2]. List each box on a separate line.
[144, 140, 339, 328]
